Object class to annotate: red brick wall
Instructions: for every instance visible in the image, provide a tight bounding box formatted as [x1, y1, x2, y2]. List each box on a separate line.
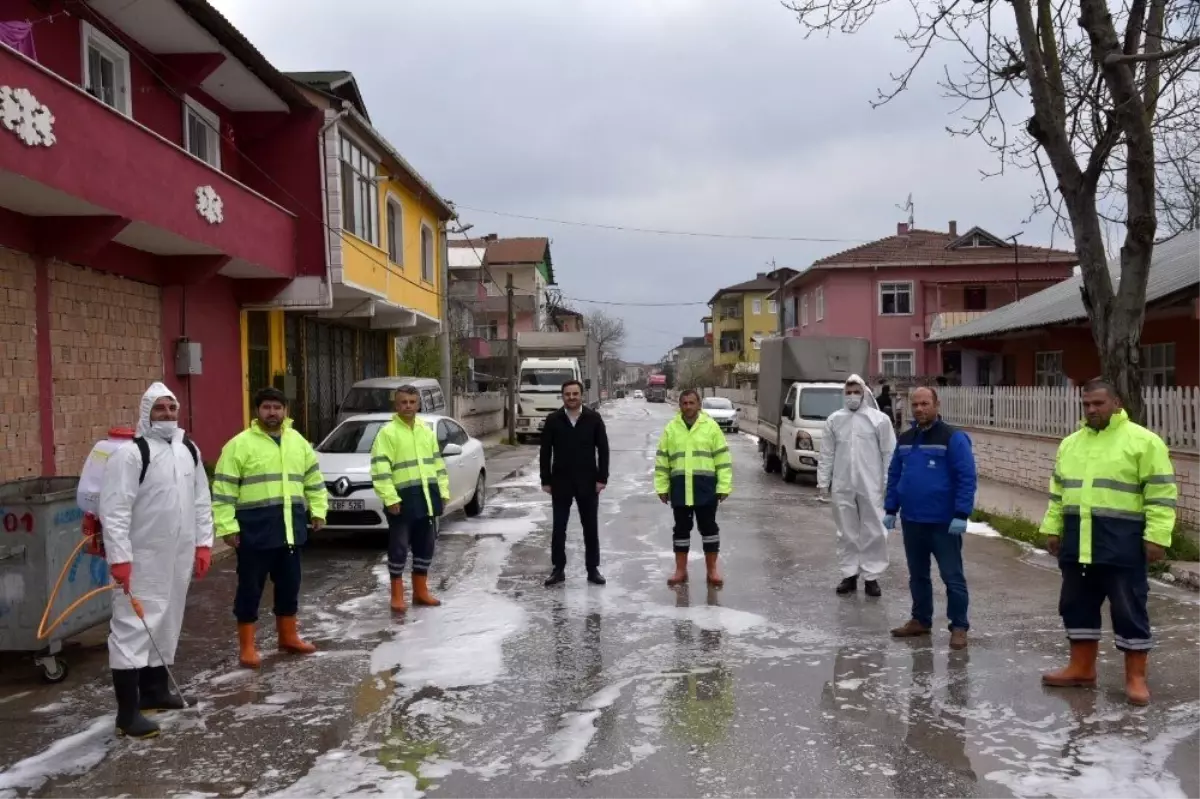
[49, 262, 162, 476]
[0, 249, 40, 482]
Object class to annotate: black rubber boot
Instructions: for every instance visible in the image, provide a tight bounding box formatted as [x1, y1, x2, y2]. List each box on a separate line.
[836, 576, 858, 595]
[113, 669, 160, 739]
[139, 666, 194, 712]
[864, 580, 882, 597]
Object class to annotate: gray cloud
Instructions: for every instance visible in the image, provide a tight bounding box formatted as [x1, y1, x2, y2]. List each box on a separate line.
[213, 0, 1061, 360]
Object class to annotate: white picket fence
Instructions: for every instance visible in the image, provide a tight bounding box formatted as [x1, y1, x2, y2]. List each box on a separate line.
[937, 386, 1199, 451]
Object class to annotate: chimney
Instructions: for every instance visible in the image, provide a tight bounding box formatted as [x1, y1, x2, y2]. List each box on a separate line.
[897, 222, 909, 236]
[948, 220, 958, 237]
[484, 233, 498, 242]
[756, 272, 767, 279]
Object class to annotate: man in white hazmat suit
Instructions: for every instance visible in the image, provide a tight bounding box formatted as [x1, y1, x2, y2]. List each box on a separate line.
[99, 382, 214, 739]
[817, 375, 896, 597]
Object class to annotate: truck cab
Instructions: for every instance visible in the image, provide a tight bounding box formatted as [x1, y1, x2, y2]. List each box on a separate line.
[775, 382, 878, 482]
[515, 356, 583, 442]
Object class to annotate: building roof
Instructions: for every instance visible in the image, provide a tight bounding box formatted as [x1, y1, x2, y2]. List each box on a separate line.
[708, 269, 797, 305]
[795, 223, 1076, 275]
[483, 237, 555, 284]
[928, 233, 1199, 343]
[285, 70, 368, 119]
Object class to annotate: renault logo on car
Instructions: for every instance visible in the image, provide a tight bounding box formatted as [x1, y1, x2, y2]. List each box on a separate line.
[334, 477, 351, 497]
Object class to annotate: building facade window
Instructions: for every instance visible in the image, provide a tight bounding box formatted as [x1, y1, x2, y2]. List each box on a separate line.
[752, 298, 762, 315]
[1034, 351, 1065, 386]
[1141, 342, 1176, 387]
[82, 21, 132, 116]
[386, 198, 403, 264]
[420, 223, 435, 283]
[815, 287, 824, 321]
[768, 299, 778, 315]
[340, 135, 379, 245]
[719, 332, 742, 353]
[880, 350, 915, 377]
[879, 281, 913, 315]
[800, 295, 809, 326]
[183, 98, 221, 169]
[964, 286, 987, 311]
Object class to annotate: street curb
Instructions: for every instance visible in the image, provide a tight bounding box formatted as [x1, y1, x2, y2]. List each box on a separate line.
[1163, 561, 1200, 592]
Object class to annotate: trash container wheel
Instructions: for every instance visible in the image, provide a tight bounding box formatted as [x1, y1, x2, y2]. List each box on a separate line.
[38, 655, 68, 684]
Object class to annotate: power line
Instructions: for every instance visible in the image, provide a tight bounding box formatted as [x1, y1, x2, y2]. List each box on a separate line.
[562, 295, 709, 307]
[455, 205, 868, 244]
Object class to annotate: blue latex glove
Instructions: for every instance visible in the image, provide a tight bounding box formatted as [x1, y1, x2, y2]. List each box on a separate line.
[948, 518, 968, 536]
[883, 514, 896, 531]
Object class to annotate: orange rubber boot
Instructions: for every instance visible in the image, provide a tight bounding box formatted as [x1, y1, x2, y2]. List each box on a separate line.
[412, 574, 441, 607]
[276, 616, 316, 654]
[667, 552, 689, 587]
[1124, 650, 1150, 706]
[237, 623, 261, 669]
[390, 577, 408, 613]
[1041, 640, 1099, 687]
[705, 552, 724, 587]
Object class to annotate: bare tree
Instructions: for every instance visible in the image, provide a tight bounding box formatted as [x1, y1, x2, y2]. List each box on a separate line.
[783, 0, 1200, 421]
[584, 309, 628, 356]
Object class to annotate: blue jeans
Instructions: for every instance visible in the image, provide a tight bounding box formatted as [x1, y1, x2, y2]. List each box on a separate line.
[901, 520, 969, 631]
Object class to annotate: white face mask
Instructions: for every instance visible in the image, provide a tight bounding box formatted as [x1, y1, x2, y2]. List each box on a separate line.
[845, 395, 863, 411]
[149, 421, 179, 440]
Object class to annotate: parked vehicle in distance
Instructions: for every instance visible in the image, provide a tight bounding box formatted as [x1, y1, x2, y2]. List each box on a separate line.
[515, 356, 579, 443]
[315, 412, 486, 533]
[336, 377, 447, 427]
[756, 337, 877, 483]
[646, 373, 668, 403]
[701, 397, 737, 432]
[633, 390, 644, 399]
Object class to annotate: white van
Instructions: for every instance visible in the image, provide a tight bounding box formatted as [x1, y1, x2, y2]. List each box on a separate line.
[515, 356, 582, 442]
[336, 377, 447, 426]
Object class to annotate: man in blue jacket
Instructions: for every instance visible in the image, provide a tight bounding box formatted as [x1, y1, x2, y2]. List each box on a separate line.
[884, 387, 977, 649]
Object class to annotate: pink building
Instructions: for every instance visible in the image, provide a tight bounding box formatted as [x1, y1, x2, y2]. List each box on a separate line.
[781, 223, 1078, 384]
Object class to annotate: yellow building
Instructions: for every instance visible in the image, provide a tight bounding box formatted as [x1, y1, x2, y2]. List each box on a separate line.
[245, 72, 455, 440]
[706, 270, 797, 379]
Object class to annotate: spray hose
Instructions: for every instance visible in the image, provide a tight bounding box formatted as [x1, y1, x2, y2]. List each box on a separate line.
[37, 535, 145, 641]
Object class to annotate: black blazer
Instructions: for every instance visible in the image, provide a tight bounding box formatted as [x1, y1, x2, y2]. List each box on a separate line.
[539, 406, 610, 488]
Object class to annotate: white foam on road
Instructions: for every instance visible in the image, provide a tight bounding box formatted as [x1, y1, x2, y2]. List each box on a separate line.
[0, 716, 112, 797]
[967, 520, 1003, 538]
[254, 749, 420, 798]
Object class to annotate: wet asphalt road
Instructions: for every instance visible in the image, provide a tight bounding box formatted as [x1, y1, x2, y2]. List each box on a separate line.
[0, 400, 1198, 798]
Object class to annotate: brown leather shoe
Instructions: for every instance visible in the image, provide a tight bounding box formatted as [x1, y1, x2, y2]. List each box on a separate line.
[949, 628, 969, 650]
[412, 574, 441, 607]
[667, 552, 689, 586]
[1042, 640, 1098, 687]
[237, 622, 261, 669]
[276, 616, 316, 654]
[704, 552, 723, 587]
[1124, 650, 1150, 706]
[390, 577, 407, 613]
[890, 619, 932, 638]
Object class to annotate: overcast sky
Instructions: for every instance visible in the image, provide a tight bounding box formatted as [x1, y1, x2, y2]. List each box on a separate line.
[212, 0, 1070, 362]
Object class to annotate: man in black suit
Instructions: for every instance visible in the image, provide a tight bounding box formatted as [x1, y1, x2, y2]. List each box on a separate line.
[540, 380, 610, 587]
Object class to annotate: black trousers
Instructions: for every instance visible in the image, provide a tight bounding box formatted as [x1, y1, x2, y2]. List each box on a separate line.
[387, 514, 436, 577]
[234, 546, 301, 624]
[672, 504, 720, 553]
[551, 484, 600, 570]
[1059, 563, 1152, 651]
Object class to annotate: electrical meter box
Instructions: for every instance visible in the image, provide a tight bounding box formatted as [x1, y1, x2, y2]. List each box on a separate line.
[175, 338, 203, 376]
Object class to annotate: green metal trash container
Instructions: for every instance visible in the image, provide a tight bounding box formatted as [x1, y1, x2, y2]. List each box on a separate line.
[0, 478, 112, 682]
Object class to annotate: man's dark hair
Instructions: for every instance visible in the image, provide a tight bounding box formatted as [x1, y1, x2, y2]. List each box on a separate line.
[561, 379, 584, 394]
[1082, 377, 1118, 397]
[396, 385, 420, 398]
[679, 388, 700, 402]
[254, 387, 287, 408]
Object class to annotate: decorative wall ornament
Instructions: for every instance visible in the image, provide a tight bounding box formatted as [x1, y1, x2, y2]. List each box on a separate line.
[0, 86, 56, 147]
[195, 185, 223, 224]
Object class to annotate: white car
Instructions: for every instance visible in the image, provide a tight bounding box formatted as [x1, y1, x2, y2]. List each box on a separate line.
[315, 412, 487, 531]
[633, 390, 644, 399]
[702, 397, 738, 432]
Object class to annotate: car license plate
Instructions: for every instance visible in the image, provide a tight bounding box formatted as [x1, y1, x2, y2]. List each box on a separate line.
[330, 499, 365, 512]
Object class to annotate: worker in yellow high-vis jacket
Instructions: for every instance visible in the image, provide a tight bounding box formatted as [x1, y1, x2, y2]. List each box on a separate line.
[212, 387, 327, 670]
[1040, 378, 1177, 706]
[654, 389, 733, 588]
[370, 385, 450, 612]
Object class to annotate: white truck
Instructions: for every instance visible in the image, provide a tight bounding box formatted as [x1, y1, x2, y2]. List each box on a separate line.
[755, 336, 877, 483]
[513, 331, 600, 442]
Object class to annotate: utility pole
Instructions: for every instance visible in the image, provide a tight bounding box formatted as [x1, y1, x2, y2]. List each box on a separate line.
[772, 258, 786, 336]
[506, 273, 516, 443]
[438, 221, 453, 404]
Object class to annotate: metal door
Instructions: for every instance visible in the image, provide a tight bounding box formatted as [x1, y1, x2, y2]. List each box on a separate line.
[246, 311, 270, 412]
[304, 319, 366, 443]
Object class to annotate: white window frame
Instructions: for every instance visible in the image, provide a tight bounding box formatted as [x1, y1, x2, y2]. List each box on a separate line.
[800, 294, 809, 326]
[385, 193, 404, 266]
[339, 132, 380, 246]
[182, 96, 221, 169]
[1140, 342, 1176, 387]
[816, 286, 825, 321]
[879, 349, 916, 377]
[878, 280, 914, 316]
[81, 21, 132, 116]
[752, 298, 762, 315]
[420, 222, 435, 283]
[767, 299, 778, 315]
[1034, 351, 1065, 387]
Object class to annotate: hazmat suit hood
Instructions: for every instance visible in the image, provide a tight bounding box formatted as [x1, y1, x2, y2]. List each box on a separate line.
[844, 374, 869, 412]
[138, 382, 180, 440]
